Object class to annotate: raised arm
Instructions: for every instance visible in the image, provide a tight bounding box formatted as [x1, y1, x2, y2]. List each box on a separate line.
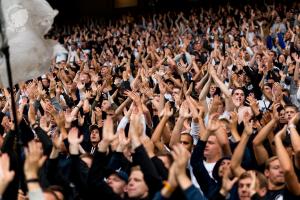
[208, 64, 231, 98]
[130, 113, 163, 198]
[169, 101, 190, 148]
[288, 113, 300, 168]
[0, 154, 15, 198]
[231, 112, 253, 177]
[252, 104, 279, 165]
[173, 144, 207, 200]
[199, 76, 212, 101]
[151, 102, 173, 151]
[274, 125, 300, 196]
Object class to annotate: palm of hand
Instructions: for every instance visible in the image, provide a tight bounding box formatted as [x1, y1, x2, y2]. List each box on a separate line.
[68, 128, 83, 145]
[65, 112, 74, 123]
[207, 120, 219, 132]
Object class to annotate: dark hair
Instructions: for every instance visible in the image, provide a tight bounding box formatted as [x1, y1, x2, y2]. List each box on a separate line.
[180, 133, 193, 144]
[231, 87, 245, 96]
[212, 157, 231, 182]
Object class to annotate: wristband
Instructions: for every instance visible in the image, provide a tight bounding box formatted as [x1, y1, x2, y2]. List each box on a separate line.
[288, 124, 296, 129]
[31, 122, 39, 129]
[26, 178, 39, 183]
[163, 181, 174, 193]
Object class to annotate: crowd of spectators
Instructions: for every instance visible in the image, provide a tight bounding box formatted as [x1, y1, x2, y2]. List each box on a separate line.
[0, 1, 300, 200]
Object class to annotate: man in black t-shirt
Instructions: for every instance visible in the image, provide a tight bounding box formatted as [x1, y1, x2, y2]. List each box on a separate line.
[263, 156, 298, 200]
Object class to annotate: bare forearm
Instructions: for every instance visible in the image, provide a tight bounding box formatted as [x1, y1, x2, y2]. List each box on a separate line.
[253, 119, 276, 145]
[290, 127, 300, 153]
[151, 116, 169, 143]
[211, 74, 231, 97]
[231, 133, 249, 173]
[199, 76, 212, 100]
[169, 117, 185, 147]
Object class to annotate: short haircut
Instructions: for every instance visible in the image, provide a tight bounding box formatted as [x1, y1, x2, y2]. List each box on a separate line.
[232, 87, 245, 96]
[256, 171, 268, 189]
[180, 133, 193, 144]
[219, 118, 230, 125]
[131, 165, 141, 173]
[156, 152, 173, 163]
[265, 156, 278, 170]
[284, 104, 298, 112]
[238, 171, 252, 182]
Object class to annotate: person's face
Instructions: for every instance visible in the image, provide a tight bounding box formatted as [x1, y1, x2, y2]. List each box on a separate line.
[279, 109, 287, 124]
[81, 73, 91, 84]
[269, 52, 275, 59]
[180, 134, 193, 152]
[209, 85, 217, 96]
[164, 35, 170, 43]
[127, 170, 148, 199]
[194, 42, 201, 51]
[146, 59, 152, 67]
[101, 66, 109, 76]
[279, 55, 285, 63]
[255, 54, 261, 61]
[1, 116, 10, 130]
[101, 100, 111, 112]
[217, 102, 225, 115]
[166, 82, 174, 91]
[204, 135, 221, 159]
[232, 89, 245, 107]
[238, 177, 252, 200]
[218, 159, 231, 177]
[90, 129, 100, 143]
[42, 78, 50, 87]
[263, 85, 272, 97]
[285, 107, 297, 121]
[172, 88, 181, 99]
[107, 174, 127, 196]
[265, 159, 284, 186]
[114, 77, 122, 87]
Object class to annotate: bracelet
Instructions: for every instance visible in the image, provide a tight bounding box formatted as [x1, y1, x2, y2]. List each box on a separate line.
[163, 181, 174, 193]
[288, 124, 296, 129]
[26, 178, 39, 183]
[31, 122, 39, 128]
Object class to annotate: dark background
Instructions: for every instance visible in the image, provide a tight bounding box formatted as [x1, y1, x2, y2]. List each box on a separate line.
[46, 0, 295, 23]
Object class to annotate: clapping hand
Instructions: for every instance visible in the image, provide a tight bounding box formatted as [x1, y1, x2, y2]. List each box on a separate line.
[0, 154, 15, 196]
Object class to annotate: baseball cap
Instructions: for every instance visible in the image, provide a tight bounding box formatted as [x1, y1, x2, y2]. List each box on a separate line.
[106, 168, 129, 182]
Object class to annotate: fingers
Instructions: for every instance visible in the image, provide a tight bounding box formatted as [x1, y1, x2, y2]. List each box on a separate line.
[0, 153, 9, 172]
[26, 141, 44, 163]
[209, 112, 220, 120]
[230, 111, 238, 120]
[0, 153, 15, 182]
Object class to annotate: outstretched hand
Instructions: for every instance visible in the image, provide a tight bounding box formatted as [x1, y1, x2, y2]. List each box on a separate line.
[0, 154, 15, 196]
[24, 141, 47, 179]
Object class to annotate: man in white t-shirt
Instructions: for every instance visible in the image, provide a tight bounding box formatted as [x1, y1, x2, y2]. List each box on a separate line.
[203, 135, 222, 179]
